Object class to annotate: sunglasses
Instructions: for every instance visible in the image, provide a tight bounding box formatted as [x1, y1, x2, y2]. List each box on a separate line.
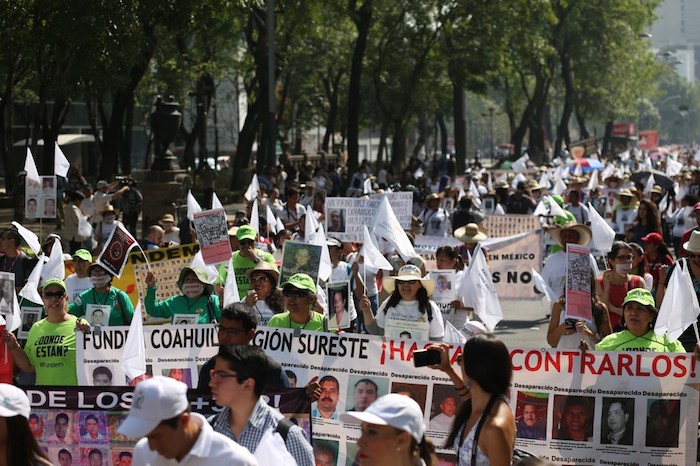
[43, 291, 65, 299]
[283, 288, 308, 298]
[240, 239, 255, 246]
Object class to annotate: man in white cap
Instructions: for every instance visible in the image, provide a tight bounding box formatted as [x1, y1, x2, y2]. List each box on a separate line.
[118, 376, 258, 465]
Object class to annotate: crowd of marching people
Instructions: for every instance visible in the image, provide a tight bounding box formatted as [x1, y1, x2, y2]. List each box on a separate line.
[3, 146, 700, 465]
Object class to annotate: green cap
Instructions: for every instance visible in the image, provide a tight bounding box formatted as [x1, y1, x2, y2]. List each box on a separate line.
[623, 288, 656, 309]
[177, 267, 214, 295]
[550, 194, 564, 207]
[236, 225, 257, 241]
[279, 273, 316, 294]
[42, 278, 66, 292]
[72, 249, 92, 262]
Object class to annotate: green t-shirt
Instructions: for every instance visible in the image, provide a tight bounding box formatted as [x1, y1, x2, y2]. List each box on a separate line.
[596, 330, 686, 353]
[144, 286, 221, 323]
[218, 250, 276, 297]
[267, 311, 328, 332]
[68, 287, 134, 326]
[24, 316, 78, 385]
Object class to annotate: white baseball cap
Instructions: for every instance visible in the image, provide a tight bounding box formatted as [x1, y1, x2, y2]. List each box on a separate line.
[118, 376, 189, 438]
[340, 393, 426, 442]
[0, 383, 31, 419]
[461, 320, 488, 340]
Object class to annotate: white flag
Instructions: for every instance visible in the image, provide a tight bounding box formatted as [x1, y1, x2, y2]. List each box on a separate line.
[7, 293, 21, 332]
[587, 202, 615, 253]
[362, 226, 393, 271]
[413, 167, 424, 179]
[250, 200, 260, 234]
[305, 205, 319, 242]
[532, 267, 555, 305]
[186, 190, 202, 221]
[311, 224, 332, 282]
[24, 148, 41, 186]
[372, 197, 417, 261]
[586, 171, 598, 192]
[443, 320, 467, 345]
[544, 195, 567, 219]
[601, 163, 615, 181]
[512, 153, 529, 173]
[363, 177, 374, 195]
[189, 250, 220, 283]
[538, 172, 550, 191]
[244, 175, 260, 202]
[120, 301, 146, 379]
[643, 174, 656, 197]
[666, 156, 683, 176]
[41, 238, 66, 282]
[19, 258, 44, 305]
[211, 192, 224, 210]
[655, 263, 700, 341]
[11, 221, 41, 257]
[573, 163, 583, 177]
[460, 245, 502, 331]
[223, 258, 240, 307]
[552, 178, 568, 196]
[54, 142, 71, 177]
[266, 205, 279, 235]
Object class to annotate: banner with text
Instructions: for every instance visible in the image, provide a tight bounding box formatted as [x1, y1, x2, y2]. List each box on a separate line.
[324, 198, 381, 242]
[370, 191, 413, 229]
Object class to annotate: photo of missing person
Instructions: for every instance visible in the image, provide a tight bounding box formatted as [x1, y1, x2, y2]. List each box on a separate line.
[601, 397, 634, 445]
[313, 375, 340, 420]
[49, 446, 79, 466]
[391, 382, 428, 414]
[327, 282, 351, 330]
[81, 446, 109, 466]
[326, 209, 345, 233]
[111, 449, 134, 466]
[47, 410, 78, 445]
[436, 452, 458, 466]
[77, 411, 109, 443]
[26, 197, 38, 218]
[428, 385, 460, 432]
[86, 305, 110, 327]
[280, 241, 322, 283]
[552, 395, 594, 442]
[515, 391, 548, 441]
[91, 366, 114, 386]
[345, 376, 389, 413]
[28, 410, 46, 442]
[162, 367, 193, 388]
[645, 399, 680, 448]
[20, 308, 41, 339]
[43, 198, 56, 217]
[313, 439, 339, 466]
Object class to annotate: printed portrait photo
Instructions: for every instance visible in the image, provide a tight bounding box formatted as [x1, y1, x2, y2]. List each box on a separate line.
[162, 367, 193, 388]
[645, 398, 680, 448]
[515, 391, 548, 441]
[601, 397, 634, 445]
[552, 395, 594, 442]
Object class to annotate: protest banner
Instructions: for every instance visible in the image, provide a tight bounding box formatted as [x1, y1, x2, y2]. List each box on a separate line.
[280, 240, 322, 284]
[97, 224, 139, 278]
[76, 326, 700, 465]
[565, 244, 593, 322]
[324, 197, 381, 242]
[482, 213, 542, 238]
[370, 191, 413, 229]
[25, 385, 311, 466]
[25, 175, 57, 219]
[192, 208, 231, 265]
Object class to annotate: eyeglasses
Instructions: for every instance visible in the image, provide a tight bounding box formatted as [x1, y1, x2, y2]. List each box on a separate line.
[43, 291, 66, 299]
[283, 288, 308, 298]
[614, 255, 632, 261]
[240, 239, 255, 246]
[249, 275, 270, 284]
[209, 369, 239, 383]
[215, 324, 247, 335]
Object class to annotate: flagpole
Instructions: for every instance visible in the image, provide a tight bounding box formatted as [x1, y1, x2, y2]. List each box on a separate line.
[693, 322, 700, 343]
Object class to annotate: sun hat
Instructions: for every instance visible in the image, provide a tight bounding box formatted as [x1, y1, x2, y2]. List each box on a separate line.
[44, 233, 62, 245]
[454, 223, 488, 244]
[683, 230, 700, 253]
[382, 264, 435, 297]
[615, 189, 634, 200]
[227, 226, 239, 237]
[72, 249, 92, 262]
[622, 288, 656, 310]
[326, 237, 343, 249]
[245, 261, 280, 283]
[279, 273, 316, 294]
[102, 204, 116, 214]
[548, 222, 592, 247]
[88, 263, 113, 277]
[159, 214, 175, 224]
[42, 278, 67, 292]
[0, 384, 31, 419]
[177, 267, 214, 294]
[236, 225, 257, 241]
[118, 376, 189, 438]
[641, 232, 664, 245]
[340, 393, 426, 442]
[650, 185, 664, 195]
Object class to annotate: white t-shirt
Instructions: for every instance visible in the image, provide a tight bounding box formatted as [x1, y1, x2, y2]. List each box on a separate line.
[376, 299, 444, 340]
[252, 300, 276, 326]
[419, 208, 449, 237]
[92, 192, 113, 223]
[540, 251, 599, 300]
[64, 274, 92, 303]
[132, 413, 258, 466]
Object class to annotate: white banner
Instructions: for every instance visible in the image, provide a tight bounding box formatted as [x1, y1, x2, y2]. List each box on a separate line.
[370, 191, 413, 229]
[324, 197, 381, 242]
[77, 327, 698, 465]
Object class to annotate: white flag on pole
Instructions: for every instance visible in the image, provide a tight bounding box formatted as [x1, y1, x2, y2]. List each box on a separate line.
[244, 175, 260, 202]
[120, 301, 146, 379]
[24, 148, 41, 187]
[587, 202, 615, 253]
[11, 221, 41, 257]
[511, 153, 529, 173]
[19, 259, 44, 305]
[372, 197, 417, 261]
[305, 205, 320, 242]
[186, 190, 202, 221]
[54, 142, 71, 178]
[552, 178, 568, 196]
[250, 200, 260, 234]
[211, 192, 224, 210]
[362, 226, 393, 271]
[643, 174, 656, 197]
[459, 245, 503, 331]
[266, 205, 279, 235]
[532, 267, 556, 305]
[666, 156, 683, 176]
[223, 258, 240, 307]
[41, 238, 66, 282]
[655, 263, 700, 341]
[311, 224, 332, 282]
[544, 195, 567, 219]
[586, 172, 598, 192]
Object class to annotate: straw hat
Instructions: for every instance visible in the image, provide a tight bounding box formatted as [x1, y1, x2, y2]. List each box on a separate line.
[454, 223, 487, 244]
[548, 222, 592, 247]
[615, 189, 634, 200]
[683, 230, 700, 254]
[245, 261, 280, 284]
[650, 185, 663, 195]
[382, 265, 435, 297]
[102, 204, 116, 214]
[160, 214, 175, 224]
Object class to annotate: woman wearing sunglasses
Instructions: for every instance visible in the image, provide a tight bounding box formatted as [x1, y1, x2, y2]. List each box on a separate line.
[360, 264, 445, 341]
[595, 241, 645, 331]
[244, 261, 284, 326]
[3, 279, 84, 385]
[267, 273, 329, 332]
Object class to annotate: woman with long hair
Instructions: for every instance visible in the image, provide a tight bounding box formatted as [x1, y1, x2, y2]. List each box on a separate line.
[547, 272, 612, 349]
[0, 384, 52, 466]
[629, 242, 653, 290]
[595, 241, 645, 331]
[627, 199, 662, 246]
[340, 393, 437, 466]
[360, 264, 445, 341]
[434, 334, 516, 465]
[640, 233, 673, 292]
[244, 261, 284, 326]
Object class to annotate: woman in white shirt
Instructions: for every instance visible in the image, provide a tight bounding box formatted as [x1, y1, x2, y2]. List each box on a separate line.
[360, 264, 444, 341]
[243, 261, 284, 326]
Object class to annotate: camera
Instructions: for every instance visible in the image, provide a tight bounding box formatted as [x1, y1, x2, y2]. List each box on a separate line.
[565, 318, 577, 329]
[413, 348, 441, 367]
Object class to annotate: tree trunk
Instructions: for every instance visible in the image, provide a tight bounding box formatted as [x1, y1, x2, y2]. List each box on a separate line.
[601, 120, 613, 157]
[0, 73, 16, 195]
[391, 122, 406, 167]
[231, 97, 262, 190]
[452, 82, 466, 172]
[121, 93, 134, 175]
[376, 118, 389, 167]
[347, 0, 372, 174]
[436, 113, 448, 156]
[411, 112, 427, 159]
[555, 49, 575, 158]
[575, 106, 590, 139]
[323, 70, 343, 152]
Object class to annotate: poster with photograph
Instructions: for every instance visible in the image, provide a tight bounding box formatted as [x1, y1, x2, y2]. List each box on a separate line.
[0, 271, 16, 324]
[86, 304, 111, 327]
[25, 175, 57, 219]
[311, 187, 327, 215]
[280, 241, 322, 284]
[566, 244, 593, 322]
[327, 281, 350, 330]
[172, 313, 198, 325]
[193, 208, 231, 264]
[324, 198, 381, 242]
[19, 307, 41, 339]
[428, 270, 456, 318]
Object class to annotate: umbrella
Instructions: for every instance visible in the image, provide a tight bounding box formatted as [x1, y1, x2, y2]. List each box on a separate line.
[629, 169, 674, 190]
[567, 158, 604, 171]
